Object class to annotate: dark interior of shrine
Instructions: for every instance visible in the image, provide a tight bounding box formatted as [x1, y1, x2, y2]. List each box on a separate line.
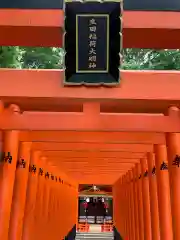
[78, 185, 113, 224]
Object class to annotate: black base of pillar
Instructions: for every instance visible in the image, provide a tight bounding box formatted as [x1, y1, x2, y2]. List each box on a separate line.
[64, 224, 76, 240]
[113, 226, 123, 240]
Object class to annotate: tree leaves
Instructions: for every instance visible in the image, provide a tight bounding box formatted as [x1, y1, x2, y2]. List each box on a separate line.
[0, 47, 179, 70]
[122, 49, 180, 70]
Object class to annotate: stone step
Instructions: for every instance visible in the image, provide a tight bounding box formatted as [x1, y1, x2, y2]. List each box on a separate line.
[76, 232, 113, 234]
[76, 232, 114, 239]
[76, 238, 113, 240]
[76, 237, 114, 240]
[76, 234, 113, 237]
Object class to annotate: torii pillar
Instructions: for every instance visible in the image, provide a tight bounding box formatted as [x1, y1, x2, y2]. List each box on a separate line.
[40, 160, 52, 240]
[154, 144, 173, 240]
[128, 170, 136, 240]
[125, 173, 132, 240]
[122, 175, 129, 239]
[136, 163, 144, 240]
[47, 165, 59, 239]
[166, 106, 180, 240]
[147, 152, 160, 240]
[33, 156, 47, 240]
[0, 105, 19, 240]
[22, 151, 41, 240]
[121, 177, 127, 238]
[140, 158, 152, 240]
[132, 168, 140, 240]
[8, 142, 32, 240]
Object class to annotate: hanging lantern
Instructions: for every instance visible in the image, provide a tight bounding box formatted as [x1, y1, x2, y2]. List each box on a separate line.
[82, 201, 88, 209]
[104, 202, 109, 209]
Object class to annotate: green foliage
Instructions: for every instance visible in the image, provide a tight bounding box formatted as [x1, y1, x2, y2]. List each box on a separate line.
[0, 47, 64, 69]
[0, 46, 179, 70]
[21, 47, 64, 69]
[122, 49, 180, 70]
[0, 47, 24, 68]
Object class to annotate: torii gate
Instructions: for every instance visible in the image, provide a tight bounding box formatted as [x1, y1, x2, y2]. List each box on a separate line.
[0, 0, 180, 240]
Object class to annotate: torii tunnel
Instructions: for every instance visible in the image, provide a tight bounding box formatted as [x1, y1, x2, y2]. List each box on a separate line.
[1, 1, 180, 240]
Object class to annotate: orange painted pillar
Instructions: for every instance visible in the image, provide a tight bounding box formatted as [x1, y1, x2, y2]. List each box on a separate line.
[47, 171, 57, 239]
[47, 173, 55, 238]
[34, 156, 47, 240]
[119, 177, 126, 238]
[132, 168, 139, 240]
[22, 151, 41, 240]
[51, 173, 58, 239]
[0, 105, 20, 240]
[166, 106, 180, 240]
[121, 177, 127, 238]
[47, 168, 60, 240]
[125, 173, 132, 240]
[50, 174, 59, 240]
[40, 162, 52, 238]
[135, 163, 144, 240]
[114, 178, 121, 236]
[53, 174, 59, 239]
[42, 166, 51, 240]
[55, 175, 62, 238]
[122, 175, 129, 238]
[128, 170, 135, 240]
[140, 158, 152, 240]
[47, 175, 53, 236]
[60, 178, 67, 238]
[8, 142, 32, 240]
[0, 101, 4, 194]
[0, 130, 19, 239]
[55, 173, 63, 239]
[154, 144, 173, 240]
[147, 152, 160, 240]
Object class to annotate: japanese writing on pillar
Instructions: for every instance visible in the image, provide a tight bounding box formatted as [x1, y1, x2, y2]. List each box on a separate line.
[88, 18, 97, 69]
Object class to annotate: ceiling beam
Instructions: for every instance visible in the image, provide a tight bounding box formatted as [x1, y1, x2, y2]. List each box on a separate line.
[0, 10, 179, 48]
[19, 131, 165, 144]
[42, 151, 146, 158]
[45, 159, 139, 164]
[0, 111, 178, 132]
[32, 142, 153, 152]
[0, 70, 180, 113]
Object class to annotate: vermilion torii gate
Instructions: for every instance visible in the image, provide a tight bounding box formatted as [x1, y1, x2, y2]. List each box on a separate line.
[0, 0, 180, 240]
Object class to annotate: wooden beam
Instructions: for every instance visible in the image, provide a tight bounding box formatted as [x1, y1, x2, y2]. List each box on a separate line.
[64, 174, 122, 185]
[49, 161, 139, 166]
[0, 10, 63, 47]
[123, 11, 180, 49]
[48, 160, 126, 183]
[60, 164, 134, 168]
[32, 142, 152, 152]
[19, 131, 165, 144]
[59, 167, 135, 170]
[50, 160, 136, 169]
[0, 112, 179, 132]
[42, 151, 145, 158]
[0, 69, 180, 113]
[0, 10, 179, 48]
[45, 151, 141, 183]
[66, 169, 132, 172]
[46, 158, 139, 176]
[49, 160, 138, 166]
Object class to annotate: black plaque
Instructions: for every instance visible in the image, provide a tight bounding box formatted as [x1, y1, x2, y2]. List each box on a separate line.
[64, 0, 122, 86]
[77, 15, 108, 73]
